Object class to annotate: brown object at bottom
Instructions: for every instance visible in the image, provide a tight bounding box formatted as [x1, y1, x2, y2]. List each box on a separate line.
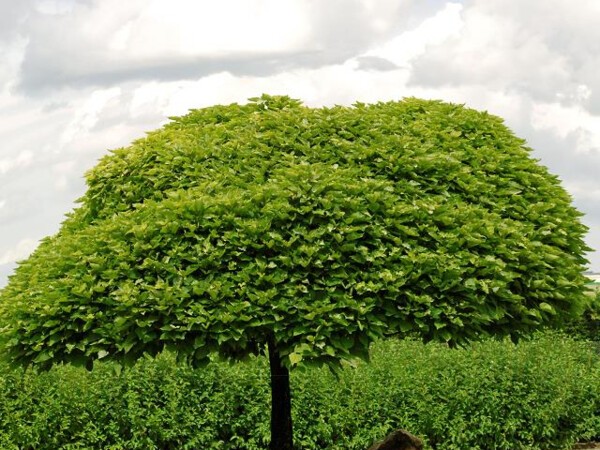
[367, 429, 424, 450]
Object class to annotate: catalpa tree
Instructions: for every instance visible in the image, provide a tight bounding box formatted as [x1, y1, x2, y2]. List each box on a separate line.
[0, 95, 590, 449]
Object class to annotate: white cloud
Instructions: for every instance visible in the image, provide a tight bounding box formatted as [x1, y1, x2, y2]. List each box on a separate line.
[17, 0, 436, 92]
[364, 2, 463, 67]
[34, 0, 77, 15]
[60, 87, 122, 146]
[0, 150, 34, 174]
[531, 102, 600, 152]
[123, 0, 311, 57]
[126, 61, 417, 120]
[109, 21, 133, 52]
[17, 0, 317, 93]
[565, 182, 600, 201]
[0, 36, 27, 90]
[52, 159, 76, 191]
[0, 238, 38, 265]
[130, 81, 181, 119]
[408, 0, 600, 110]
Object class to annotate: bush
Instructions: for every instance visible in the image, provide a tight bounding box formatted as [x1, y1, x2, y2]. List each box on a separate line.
[564, 289, 600, 342]
[0, 333, 598, 449]
[0, 356, 270, 450]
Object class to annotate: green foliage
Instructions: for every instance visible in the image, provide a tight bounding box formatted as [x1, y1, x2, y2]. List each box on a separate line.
[563, 289, 600, 342]
[0, 353, 271, 450]
[0, 335, 597, 449]
[291, 334, 600, 450]
[0, 95, 590, 370]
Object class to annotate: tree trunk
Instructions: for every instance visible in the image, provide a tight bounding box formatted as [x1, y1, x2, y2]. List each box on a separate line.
[267, 337, 294, 450]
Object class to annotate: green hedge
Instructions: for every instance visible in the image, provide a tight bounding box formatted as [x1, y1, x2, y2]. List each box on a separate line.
[0, 333, 598, 449]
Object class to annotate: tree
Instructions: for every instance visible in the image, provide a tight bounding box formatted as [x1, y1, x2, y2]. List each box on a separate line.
[0, 95, 590, 449]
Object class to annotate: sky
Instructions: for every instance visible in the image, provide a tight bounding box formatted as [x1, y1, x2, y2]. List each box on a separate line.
[1, 0, 600, 288]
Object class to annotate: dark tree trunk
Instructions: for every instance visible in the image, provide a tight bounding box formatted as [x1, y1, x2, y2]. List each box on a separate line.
[267, 337, 294, 450]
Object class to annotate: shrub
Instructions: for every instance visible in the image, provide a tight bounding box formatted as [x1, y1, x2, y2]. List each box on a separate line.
[564, 289, 600, 342]
[0, 333, 597, 449]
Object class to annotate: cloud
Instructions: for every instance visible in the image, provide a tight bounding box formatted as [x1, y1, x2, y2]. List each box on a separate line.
[524, 103, 600, 190]
[0, 263, 16, 288]
[0, 35, 27, 90]
[531, 101, 600, 153]
[0, 0, 32, 41]
[0, 238, 38, 265]
[0, 150, 34, 174]
[409, 0, 600, 112]
[33, 0, 81, 16]
[355, 56, 399, 72]
[118, 0, 311, 56]
[13, 0, 451, 93]
[60, 87, 122, 145]
[364, 2, 463, 67]
[122, 62, 416, 118]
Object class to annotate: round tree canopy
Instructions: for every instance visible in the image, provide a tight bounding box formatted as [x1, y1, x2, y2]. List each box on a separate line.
[0, 95, 590, 370]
